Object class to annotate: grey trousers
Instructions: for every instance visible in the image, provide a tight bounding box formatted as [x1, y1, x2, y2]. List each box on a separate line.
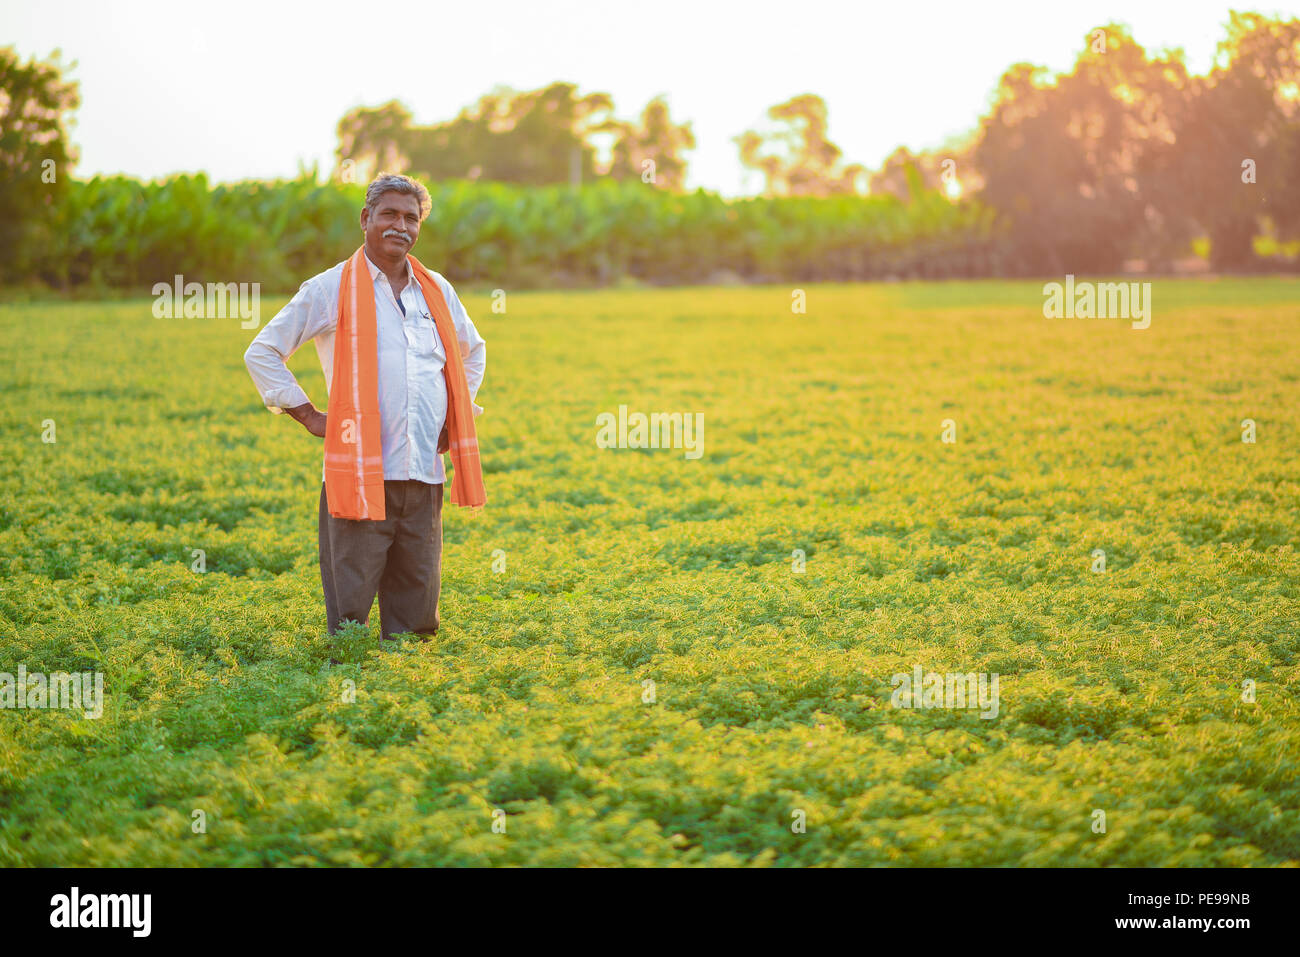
[318, 479, 444, 641]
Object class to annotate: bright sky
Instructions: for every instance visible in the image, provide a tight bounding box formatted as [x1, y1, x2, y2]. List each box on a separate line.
[4, 0, 1297, 197]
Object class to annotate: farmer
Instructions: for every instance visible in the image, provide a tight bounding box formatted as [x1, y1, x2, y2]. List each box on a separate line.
[243, 172, 486, 649]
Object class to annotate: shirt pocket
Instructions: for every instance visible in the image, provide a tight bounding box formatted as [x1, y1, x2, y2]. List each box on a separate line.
[407, 310, 443, 360]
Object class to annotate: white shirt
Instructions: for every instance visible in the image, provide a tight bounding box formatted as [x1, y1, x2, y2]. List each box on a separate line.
[243, 251, 486, 485]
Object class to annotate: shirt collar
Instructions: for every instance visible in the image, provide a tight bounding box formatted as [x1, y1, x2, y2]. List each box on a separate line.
[361, 249, 412, 289]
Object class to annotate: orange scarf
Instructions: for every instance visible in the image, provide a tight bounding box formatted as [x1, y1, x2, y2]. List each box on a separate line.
[323, 247, 486, 520]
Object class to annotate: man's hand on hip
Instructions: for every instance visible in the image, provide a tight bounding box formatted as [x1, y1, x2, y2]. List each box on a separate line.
[286, 402, 327, 438]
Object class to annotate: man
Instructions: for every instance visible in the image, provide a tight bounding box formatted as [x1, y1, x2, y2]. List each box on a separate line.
[243, 172, 487, 650]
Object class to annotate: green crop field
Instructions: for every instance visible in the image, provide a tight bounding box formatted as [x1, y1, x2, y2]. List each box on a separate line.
[1, 277, 1298, 866]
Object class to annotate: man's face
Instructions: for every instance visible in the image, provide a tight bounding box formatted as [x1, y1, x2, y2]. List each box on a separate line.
[361, 191, 422, 259]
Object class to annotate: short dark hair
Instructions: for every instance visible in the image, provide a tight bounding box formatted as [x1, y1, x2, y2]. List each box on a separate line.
[365, 173, 431, 220]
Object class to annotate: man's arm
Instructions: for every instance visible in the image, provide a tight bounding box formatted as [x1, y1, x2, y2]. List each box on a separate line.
[445, 279, 486, 413]
[243, 278, 333, 436]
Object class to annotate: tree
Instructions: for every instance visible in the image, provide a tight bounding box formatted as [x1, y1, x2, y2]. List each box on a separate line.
[971, 26, 1190, 274]
[735, 94, 864, 196]
[1175, 12, 1300, 267]
[603, 96, 696, 190]
[337, 83, 632, 188]
[334, 100, 415, 183]
[969, 16, 1299, 274]
[0, 47, 80, 283]
[869, 143, 980, 202]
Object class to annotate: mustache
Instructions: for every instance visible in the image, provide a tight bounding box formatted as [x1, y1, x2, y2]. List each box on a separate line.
[382, 228, 412, 243]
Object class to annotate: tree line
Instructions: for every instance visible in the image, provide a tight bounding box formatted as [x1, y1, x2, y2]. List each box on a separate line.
[334, 13, 1300, 273]
[0, 11, 1296, 290]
